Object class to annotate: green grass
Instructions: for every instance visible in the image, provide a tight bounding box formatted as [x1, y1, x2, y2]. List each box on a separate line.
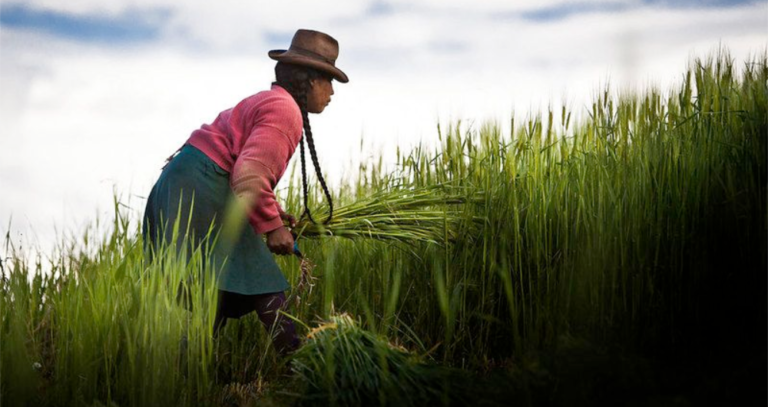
[2, 49, 766, 406]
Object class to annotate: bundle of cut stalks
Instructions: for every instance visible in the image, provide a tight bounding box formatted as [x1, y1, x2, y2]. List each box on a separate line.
[290, 313, 476, 406]
[293, 184, 482, 245]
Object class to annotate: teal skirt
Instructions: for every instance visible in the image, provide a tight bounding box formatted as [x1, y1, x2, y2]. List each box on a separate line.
[142, 144, 289, 295]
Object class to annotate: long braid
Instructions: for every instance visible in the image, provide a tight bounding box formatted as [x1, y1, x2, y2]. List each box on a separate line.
[299, 100, 334, 224]
[298, 127, 314, 223]
[294, 75, 318, 223]
[275, 62, 334, 224]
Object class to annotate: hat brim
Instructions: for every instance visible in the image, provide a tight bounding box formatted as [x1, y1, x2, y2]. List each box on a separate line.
[269, 49, 349, 83]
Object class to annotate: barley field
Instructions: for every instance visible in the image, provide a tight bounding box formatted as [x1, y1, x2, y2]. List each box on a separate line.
[2, 50, 766, 406]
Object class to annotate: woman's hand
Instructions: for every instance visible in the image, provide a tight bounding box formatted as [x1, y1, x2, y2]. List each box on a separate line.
[280, 212, 297, 228]
[266, 226, 294, 255]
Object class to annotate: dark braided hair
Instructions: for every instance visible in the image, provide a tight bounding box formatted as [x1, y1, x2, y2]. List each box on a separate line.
[274, 62, 334, 224]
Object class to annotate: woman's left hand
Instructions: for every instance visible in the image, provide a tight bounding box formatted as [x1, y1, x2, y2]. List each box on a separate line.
[280, 212, 297, 228]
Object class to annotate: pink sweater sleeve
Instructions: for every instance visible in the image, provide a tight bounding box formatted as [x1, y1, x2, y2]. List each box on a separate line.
[230, 99, 302, 234]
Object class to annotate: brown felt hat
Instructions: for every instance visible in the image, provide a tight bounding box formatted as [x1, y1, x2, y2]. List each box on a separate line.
[268, 29, 349, 83]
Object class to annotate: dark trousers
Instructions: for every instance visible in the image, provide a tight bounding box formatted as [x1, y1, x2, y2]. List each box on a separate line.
[213, 290, 299, 355]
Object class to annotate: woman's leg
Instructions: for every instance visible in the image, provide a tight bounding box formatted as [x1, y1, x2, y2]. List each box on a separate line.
[213, 290, 242, 337]
[213, 290, 299, 354]
[252, 293, 300, 355]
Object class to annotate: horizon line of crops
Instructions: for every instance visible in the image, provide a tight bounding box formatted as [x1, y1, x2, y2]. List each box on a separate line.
[2, 48, 766, 406]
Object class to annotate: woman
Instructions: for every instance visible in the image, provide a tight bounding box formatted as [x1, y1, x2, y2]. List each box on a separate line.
[142, 29, 348, 354]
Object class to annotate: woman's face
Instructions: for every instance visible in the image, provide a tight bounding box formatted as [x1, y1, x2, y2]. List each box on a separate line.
[307, 77, 334, 114]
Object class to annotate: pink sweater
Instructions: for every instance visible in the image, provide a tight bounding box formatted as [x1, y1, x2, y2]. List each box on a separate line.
[187, 84, 302, 234]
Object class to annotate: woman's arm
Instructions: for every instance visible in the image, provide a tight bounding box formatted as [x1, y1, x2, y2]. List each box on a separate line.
[230, 131, 296, 254]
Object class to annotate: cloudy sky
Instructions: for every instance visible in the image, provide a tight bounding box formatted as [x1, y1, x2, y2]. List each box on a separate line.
[1, 0, 766, 251]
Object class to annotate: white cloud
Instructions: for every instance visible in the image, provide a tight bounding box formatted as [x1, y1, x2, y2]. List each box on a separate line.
[1, 0, 766, 252]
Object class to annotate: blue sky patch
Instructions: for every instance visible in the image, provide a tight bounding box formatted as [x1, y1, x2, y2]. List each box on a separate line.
[366, 1, 397, 16]
[520, 2, 631, 22]
[642, 0, 760, 7]
[264, 31, 294, 48]
[0, 4, 170, 44]
[518, 0, 761, 22]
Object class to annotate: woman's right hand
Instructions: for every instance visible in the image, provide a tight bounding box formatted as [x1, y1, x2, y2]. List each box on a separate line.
[266, 226, 294, 255]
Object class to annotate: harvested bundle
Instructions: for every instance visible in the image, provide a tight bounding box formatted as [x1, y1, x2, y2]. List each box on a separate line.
[293, 184, 482, 245]
[290, 314, 474, 406]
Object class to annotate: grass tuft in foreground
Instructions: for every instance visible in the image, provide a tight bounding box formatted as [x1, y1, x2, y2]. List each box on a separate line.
[290, 313, 477, 407]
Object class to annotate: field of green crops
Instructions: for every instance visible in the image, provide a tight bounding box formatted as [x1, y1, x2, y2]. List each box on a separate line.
[2, 50, 766, 406]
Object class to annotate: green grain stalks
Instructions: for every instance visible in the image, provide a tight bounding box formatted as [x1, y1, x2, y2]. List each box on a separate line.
[2, 49, 765, 406]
